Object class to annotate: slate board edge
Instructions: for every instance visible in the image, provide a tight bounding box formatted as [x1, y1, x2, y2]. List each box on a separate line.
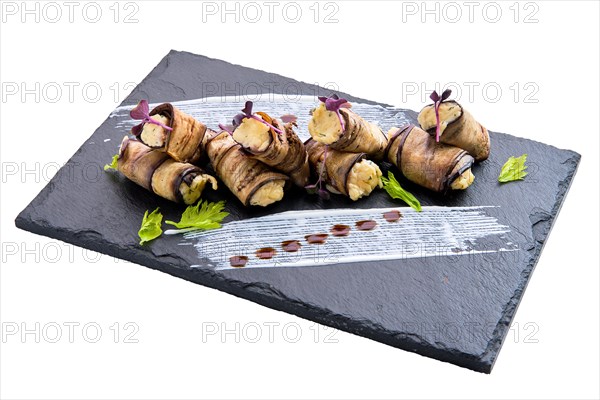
[124, 49, 388, 107]
[14, 153, 580, 374]
[480, 152, 581, 371]
[11, 216, 492, 373]
[13, 50, 582, 374]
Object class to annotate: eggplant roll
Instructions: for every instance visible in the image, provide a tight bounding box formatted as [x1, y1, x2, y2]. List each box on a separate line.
[232, 116, 310, 187]
[205, 130, 288, 207]
[135, 103, 207, 164]
[417, 100, 490, 162]
[385, 125, 475, 192]
[117, 136, 217, 204]
[305, 139, 382, 201]
[308, 103, 388, 158]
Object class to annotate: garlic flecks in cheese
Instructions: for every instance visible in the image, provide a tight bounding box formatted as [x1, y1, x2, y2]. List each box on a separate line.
[140, 114, 170, 148]
[308, 103, 343, 144]
[347, 160, 383, 201]
[450, 169, 475, 190]
[417, 102, 462, 136]
[250, 180, 286, 206]
[180, 174, 218, 205]
[233, 117, 271, 153]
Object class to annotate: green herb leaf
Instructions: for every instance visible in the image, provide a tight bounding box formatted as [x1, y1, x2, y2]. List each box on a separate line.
[381, 171, 422, 212]
[498, 154, 528, 183]
[138, 208, 163, 245]
[104, 154, 118, 171]
[165, 200, 228, 234]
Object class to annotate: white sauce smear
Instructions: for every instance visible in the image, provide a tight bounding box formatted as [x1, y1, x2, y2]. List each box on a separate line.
[185, 206, 514, 271]
[110, 95, 411, 142]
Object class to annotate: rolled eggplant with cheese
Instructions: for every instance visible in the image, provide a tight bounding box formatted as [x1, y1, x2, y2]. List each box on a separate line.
[385, 125, 475, 192]
[130, 100, 207, 164]
[117, 136, 217, 204]
[308, 94, 388, 158]
[305, 139, 383, 201]
[205, 129, 289, 207]
[417, 91, 490, 162]
[229, 105, 310, 187]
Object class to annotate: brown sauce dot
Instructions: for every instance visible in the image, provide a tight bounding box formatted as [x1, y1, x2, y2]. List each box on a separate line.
[230, 255, 248, 268]
[383, 210, 402, 223]
[256, 247, 276, 259]
[281, 240, 302, 252]
[331, 224, 351, 237]
[305, 234, 328, 244]
[356, 220, 377, 231]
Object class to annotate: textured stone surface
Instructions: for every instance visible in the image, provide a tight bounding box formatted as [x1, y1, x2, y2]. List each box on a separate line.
[15, 51, 580, 373]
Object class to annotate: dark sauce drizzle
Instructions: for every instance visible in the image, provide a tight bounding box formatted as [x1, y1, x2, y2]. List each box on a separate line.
[256, 247, 276, 259]
[305, 234, 328, 244]
[383, 210, 402, 223]
[229, 255, 248, 268]
[235, 213, 406, 268]
[331, 224, 351, 237]
[281, 240, 302, 252]
[355, 220, 377, 231]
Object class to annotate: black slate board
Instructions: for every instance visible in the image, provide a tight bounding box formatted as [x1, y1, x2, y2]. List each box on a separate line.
[15, 50, 580, 373]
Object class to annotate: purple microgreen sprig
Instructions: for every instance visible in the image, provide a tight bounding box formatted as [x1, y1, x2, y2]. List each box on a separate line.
[304, 184, 330, 200]
[305, 145, 331, 200]
[130, 100, 173, 137]
[218, 124, 235, 135]
[429, 89, 452, 142]
[318, 94, 350, 132]
[232, 101, 283, 134]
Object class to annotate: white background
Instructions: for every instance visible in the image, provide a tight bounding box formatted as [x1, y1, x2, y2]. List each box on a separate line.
[1, 1, 599, 399]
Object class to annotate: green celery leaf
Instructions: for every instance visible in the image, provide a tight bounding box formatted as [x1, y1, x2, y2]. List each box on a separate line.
[498, 154, 528, 183]
[165, 200, 228, 231]
[138, 208, 163, 245]
[104, 154, 118, 171]
[381, 171, 422, 212]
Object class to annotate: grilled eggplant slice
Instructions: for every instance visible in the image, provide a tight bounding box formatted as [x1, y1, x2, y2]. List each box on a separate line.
[117, 136, 217, 204]
[308, 103, 388, 159]
[205, 130, 288, 207]
[417, 100, 490, 162]
[232, 115, 310, 187]
[305, 139, 382, 201]
[135, 103, 208, 164]
[385, 125, 475, 192]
